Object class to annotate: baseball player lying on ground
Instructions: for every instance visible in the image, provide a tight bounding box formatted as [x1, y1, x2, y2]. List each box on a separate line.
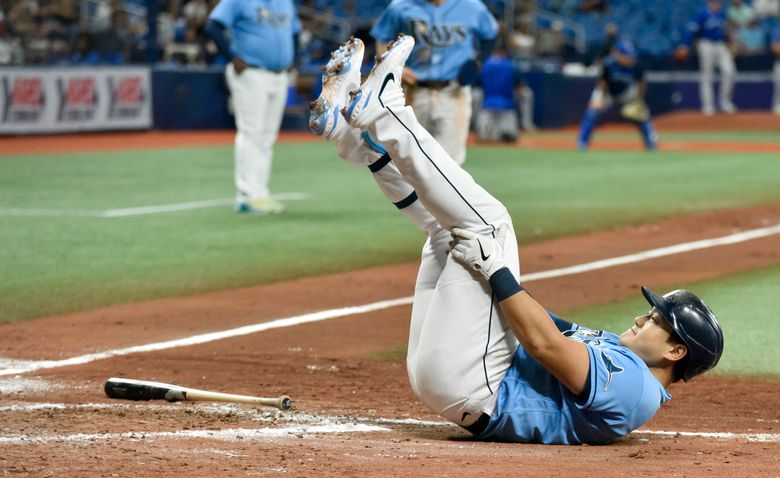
[308, 35, 724, 445]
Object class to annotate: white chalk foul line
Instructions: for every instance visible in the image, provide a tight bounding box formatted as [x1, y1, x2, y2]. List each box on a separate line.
[518, 222, 780, 282]
[0, 193, 309, 218]
[0, 424, 390, 445]
[0, 222, 778, 378]
[0, 403, 777, 444]
[0, 297, 414, 377]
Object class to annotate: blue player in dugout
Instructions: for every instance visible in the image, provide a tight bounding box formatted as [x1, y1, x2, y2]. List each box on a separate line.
[577, 38, 658, 151]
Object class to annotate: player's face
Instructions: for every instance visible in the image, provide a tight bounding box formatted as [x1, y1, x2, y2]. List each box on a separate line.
[619, 309, 678, 365]
[614, 52, 635, 67]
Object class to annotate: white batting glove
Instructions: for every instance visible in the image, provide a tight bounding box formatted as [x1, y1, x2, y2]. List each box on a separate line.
[450, 225, 509, 281]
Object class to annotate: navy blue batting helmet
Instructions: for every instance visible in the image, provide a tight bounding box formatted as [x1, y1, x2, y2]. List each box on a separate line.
[641, 286, 724, 381]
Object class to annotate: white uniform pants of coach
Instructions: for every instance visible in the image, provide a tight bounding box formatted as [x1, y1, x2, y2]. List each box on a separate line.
[335, 103, 520, 427]
[773, 60, 780, 115]
[226, 64, 289, 203]
[696, 39, 737, 114]
[411, 84, 472, 166]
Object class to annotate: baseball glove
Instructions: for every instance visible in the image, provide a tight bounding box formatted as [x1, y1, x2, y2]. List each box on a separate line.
[621, 100, 650, 122]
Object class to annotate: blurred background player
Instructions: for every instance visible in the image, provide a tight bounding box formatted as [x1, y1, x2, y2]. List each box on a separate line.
[205, 0, 300, 214]
[772, 19, 780, 114]
[675, 0, 738, 116]
[370, 0, 499, 165]
[577, 39, 657, 151]
[475, 41, 535, 143]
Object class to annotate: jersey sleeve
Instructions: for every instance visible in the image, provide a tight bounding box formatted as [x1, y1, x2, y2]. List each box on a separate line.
[370, 4, 402, 43]
[546, 311, 575, 333]
[573, 343, 646, 416]
[474, 3, 499, 40]
[209, 0, 237, 27]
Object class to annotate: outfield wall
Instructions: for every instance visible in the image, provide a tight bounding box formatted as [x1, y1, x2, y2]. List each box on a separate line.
[0, 67, 776, 134]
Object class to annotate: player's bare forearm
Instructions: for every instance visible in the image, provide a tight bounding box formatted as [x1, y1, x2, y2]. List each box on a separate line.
[498, 292, 589, 395]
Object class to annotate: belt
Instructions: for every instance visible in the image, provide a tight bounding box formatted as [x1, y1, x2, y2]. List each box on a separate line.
[246, 64, 286, 74]
[463, 413, 491, 435]
[416, 80, 455, 89]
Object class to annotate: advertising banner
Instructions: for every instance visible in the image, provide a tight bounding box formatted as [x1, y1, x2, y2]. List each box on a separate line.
[0, 67, 152, 134]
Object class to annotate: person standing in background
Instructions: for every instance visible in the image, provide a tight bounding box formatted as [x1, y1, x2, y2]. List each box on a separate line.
[675, 0, 737, 116]
[771, 19, 780, 114]
[205, 0, 300, 214]
[370, 0, 499, 166]
[475, 42, 535, 143]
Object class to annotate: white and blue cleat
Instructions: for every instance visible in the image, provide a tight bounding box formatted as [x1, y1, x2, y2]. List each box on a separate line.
[342, 34, 415, 131]
[309, 37, 365, 139]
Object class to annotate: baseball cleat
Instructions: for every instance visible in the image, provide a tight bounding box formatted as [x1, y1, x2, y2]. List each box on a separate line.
[235, 197, 284, 215]
[343, 34, 414, 131]
[308, 36, 365, 139]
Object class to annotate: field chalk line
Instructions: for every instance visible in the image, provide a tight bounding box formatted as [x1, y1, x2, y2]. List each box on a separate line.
[0, 193, 309, 218]
[0, 402, 777, 444]
[1, 222, 779, 377]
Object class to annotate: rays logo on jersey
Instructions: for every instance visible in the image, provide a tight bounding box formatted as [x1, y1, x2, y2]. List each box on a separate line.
[599, 350, 624, 391]
[407, 19, 467, 48]
[256, 8, 290, 29]
[564, 328, 604, 345]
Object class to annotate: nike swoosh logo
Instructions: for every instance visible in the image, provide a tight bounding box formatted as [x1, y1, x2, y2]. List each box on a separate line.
[478, 239, 490, 261]
[379, 73, 394, 107]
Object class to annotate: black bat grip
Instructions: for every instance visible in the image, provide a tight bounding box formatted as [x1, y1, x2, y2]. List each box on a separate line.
[104, 380, 185, 402]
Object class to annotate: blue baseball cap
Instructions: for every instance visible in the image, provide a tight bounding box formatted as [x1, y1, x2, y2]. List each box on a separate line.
[615, 39, 637, 58]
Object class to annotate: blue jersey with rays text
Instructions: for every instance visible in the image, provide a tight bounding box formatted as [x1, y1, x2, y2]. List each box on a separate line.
[209, 0, 301, 71]
[370, 0, 498, 81]
[480, 315, 671, 445]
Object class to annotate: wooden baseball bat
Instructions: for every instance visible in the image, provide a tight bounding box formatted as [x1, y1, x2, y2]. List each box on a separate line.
[104, 377, 292, 411]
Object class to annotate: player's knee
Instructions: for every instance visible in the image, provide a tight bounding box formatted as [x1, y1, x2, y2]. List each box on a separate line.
[408, 349, 470, 411]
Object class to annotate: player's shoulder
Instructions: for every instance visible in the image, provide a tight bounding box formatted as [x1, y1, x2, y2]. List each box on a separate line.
[384, 0, 421, 10]
[458, 0, 492, 11]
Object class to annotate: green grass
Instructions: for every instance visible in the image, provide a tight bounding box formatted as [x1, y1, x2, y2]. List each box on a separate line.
[1, 142, 780, 323]
[536, 130, 780, 143]
[565, 264, 780, 379]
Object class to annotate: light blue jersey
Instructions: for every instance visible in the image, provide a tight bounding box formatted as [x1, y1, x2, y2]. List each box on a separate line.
[370, 0, 498, 81]
[209, 0, 301, 71]
[479, 317, 671, 445]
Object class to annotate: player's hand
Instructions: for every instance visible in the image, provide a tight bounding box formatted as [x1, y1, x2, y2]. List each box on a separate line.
[233, 58, 248, 75]
[450, 225, 509, 281]
[673, 46, 689, 62]
[402, 67, 417, 86]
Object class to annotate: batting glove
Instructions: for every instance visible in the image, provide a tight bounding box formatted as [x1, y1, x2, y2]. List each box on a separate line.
[450, 225, 509, 281]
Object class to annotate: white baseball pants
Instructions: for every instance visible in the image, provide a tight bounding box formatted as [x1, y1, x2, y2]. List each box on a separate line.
[225, 64, 289, 203]
[410, 84, 473, 166]
[335, 104, 520, 427]
[696, 39, 736, 113]
[773, 60, 780, 114]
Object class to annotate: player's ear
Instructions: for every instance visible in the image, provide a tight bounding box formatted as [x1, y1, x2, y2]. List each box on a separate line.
[664, 343, 687, 363]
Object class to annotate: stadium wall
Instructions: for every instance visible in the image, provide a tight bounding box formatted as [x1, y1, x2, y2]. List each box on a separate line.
[0, 67, 776, 134]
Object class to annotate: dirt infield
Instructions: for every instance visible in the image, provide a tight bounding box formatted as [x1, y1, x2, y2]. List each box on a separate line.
[2, 111, 779, 156]
[2, 116, 780, 476]
[1, 201, 779, 476]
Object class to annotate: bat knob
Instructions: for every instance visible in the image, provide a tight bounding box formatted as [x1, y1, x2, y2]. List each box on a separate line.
[280, 396, 293, 411]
